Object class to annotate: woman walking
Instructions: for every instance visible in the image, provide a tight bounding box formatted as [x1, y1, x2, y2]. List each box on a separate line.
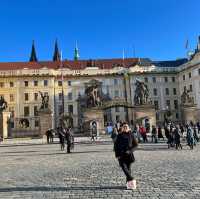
[114, 122, 138, 189]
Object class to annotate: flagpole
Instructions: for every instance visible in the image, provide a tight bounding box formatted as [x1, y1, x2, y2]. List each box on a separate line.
[60, 51, 65, 115]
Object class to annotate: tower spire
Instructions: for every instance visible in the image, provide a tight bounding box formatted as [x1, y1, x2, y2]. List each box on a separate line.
[53, 39, 61, 61]
[29, 40, 38, 62]
[74, 41, 80, 61]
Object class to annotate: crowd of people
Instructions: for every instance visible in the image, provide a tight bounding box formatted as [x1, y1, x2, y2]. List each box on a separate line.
[109, 120, 200, 150]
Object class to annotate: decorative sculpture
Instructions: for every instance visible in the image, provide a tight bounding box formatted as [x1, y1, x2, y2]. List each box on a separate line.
[0, 96, 7, 113]
[181, 89, 192, 105]
[134, 79, 149, 105]
[39, 91, 49, 109]
[85, 84, 102, 108]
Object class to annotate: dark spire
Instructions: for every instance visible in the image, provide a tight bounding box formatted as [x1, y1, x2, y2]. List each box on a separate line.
[29, 40, 38, 62]
[53, 39, 61, 61]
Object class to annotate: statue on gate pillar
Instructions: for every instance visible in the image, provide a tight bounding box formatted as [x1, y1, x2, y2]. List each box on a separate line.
[181, 88, 193, 105]
[0, 96, 7, 113]
[39, 91, 49, 110]
[134, 79, 149, 105]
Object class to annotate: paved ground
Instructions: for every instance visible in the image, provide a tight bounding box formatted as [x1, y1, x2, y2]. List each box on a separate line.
[0, 141, 200, 199]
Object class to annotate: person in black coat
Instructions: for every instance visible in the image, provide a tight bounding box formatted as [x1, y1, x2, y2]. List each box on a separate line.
[114, 122, 138, 189]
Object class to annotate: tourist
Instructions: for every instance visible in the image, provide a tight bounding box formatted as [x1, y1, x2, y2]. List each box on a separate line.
[151, 125, 157, 143]
[139, 125, 148, 143]
[186, 125, 195, 150]
[65, 127, 73, 153]
[114, 122, 138, 189]
[45, 129, 52, 144]
[158, 126, 164, 141]
[174, 126, 182, 150]
[111, 127, 118, 143]
[57, 127, 65, 151]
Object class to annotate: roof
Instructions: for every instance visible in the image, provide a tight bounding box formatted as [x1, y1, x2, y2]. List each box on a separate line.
[152, 59, 188, 67]
[0, 58, 139, 70]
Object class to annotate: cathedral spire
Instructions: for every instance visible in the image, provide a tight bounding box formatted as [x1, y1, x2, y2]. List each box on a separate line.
[53, 39, 61, 62]
[29, 40, 38, 62]
[74, 41, 80, 61]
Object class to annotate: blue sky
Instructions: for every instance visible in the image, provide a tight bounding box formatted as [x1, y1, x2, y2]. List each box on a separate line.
[0, 0, 200, 62]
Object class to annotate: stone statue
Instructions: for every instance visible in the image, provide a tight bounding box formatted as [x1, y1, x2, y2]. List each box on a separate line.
[181, 89, 192, 104]
[85, 84, 102, 108]
[39, 91, 49, 109]
[134, 79, 149, 105]
[0, 96, 7, 113]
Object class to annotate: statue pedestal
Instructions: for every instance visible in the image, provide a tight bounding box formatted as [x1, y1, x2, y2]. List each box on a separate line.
[181, 104, 199, 124]
[82, 108, 104, 136]
[0, 111, 11, 139]
[132, 104, 156, 127]
[38, 108, 52, 137]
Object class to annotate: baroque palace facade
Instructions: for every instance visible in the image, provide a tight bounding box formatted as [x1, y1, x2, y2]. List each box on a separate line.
[1, 40, 200, 136]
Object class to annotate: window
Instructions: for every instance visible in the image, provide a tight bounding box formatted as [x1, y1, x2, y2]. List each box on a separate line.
[9, 107, 15, 117]
[156, 113, 159, 120]
[24, 81, 28, 87]
[35, 120, 39, 127]
[172, 77, 175, 82]
[68, 105, 73, 114]
[116, 115, 120, 122]
[154, 100, 159, 110]
[198, 68, 200, 75]
[165, 88, 169, 95]
[44, 80, 48, 86]
[58, 105, 63, 115]
[34, 93, 38, 101]
[68, 81, 71, 86]
[184, 86, 187, 91]
[115, 107, 120, 112]
[10, 94, 14, 102]
[164, 77, 168, 82]
[183, 75, 185, 81]
[190, 84, 193, 92]
[152, 77, 156, 83]
[0, 82, 4, 87]
[153, 88, 157, 96]
[166, 100, 171, 108]
[10, 82, 14, 87]
[34, 106, 38, 116]
[174, 100, 178, 110]
[24, 93, 29, 101]
[114, 79, 118, 85]
[59, 93, 62, 101]
[114, 90, 119, 97]
[34, 80, 38, 86]
[176, 113, 179, 119]
[58, 81, 62, 86]
[144, 77, 148, 83]
[24, 106, 30, 116]
[189, 72, 191, 78]
[68, 92, 72, 100]
[173, 88, 177, 95]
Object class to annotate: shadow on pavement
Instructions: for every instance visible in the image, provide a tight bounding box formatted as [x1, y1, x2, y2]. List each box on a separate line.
[0, 185, 126, 192]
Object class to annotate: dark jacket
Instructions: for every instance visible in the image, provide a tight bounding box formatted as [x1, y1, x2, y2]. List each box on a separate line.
[114, 132, 137, 162]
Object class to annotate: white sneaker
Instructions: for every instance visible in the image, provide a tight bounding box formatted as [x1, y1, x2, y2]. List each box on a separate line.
[127, 180, 136, 190]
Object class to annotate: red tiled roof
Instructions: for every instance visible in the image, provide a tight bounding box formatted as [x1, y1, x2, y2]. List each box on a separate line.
[0, 58, 139, 70]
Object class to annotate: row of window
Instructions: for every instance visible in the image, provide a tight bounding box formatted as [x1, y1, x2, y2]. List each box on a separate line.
[144, 76, 176, 83]
[154, 99, 178, 110]
[153, 88, 177, 96]
[0, 81, 14, 88]
[58, 104, 73, 115]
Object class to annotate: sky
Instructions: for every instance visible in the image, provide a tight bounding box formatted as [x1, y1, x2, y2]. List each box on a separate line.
[0, 0, 200, 62]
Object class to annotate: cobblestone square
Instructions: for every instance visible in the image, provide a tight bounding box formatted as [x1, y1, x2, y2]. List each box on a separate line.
[0, 141, 200, 198]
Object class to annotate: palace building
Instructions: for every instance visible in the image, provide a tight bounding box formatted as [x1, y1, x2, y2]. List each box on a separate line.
[0, 38, 200, 137]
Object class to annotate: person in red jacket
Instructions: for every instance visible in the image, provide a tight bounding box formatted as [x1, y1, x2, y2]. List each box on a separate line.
[139, 125, 148, 143]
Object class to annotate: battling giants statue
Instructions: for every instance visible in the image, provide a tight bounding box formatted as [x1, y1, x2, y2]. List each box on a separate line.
[85, 84, 102, 108]
[134, 79, 149, 105]
[181, 88, 193, 105]
[0, 96, 7, 113]
[39, 92, 49, 109]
